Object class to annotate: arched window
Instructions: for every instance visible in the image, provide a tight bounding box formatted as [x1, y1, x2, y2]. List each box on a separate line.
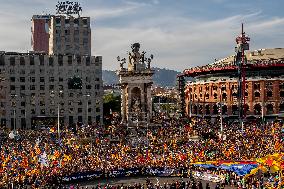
[222, 105, 227, 115]
[280, 91, 284, 98]
[254, 104, 262, 115]
[193, 105, 197, 114]
[266, 104, 273, 114]
[267, 91, 273, 98]
[205, 105, 210, 115]
[279, 103, 284, 113]
[232, 105, 238, 115]
[213, 105, 218, 114]
[254, 91, 260, 98]
[222, 93, 227, 101]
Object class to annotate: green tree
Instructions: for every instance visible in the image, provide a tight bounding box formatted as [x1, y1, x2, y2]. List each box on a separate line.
[103, 93, 121, 117]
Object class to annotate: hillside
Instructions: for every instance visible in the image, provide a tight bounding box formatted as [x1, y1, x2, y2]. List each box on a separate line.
[102, 68, 181, 87]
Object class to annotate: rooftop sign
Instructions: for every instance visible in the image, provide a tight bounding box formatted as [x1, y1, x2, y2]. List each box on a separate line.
[56, 1, 82, 16]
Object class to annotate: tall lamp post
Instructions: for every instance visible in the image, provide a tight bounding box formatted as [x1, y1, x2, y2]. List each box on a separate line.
[52, 90, 63, 138]
[11, 94, 18, 131]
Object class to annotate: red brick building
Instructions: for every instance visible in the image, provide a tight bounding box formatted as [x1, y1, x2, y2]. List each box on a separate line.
[184, 48, 284, 119]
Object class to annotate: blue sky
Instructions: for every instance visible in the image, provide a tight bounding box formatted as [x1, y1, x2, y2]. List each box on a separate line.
[0, 0, 283, 71]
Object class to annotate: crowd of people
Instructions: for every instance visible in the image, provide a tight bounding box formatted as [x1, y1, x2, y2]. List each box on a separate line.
[0, 116, 283, 188]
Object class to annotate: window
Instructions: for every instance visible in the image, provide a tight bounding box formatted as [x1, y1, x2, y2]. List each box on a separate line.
[65, 29, 70, 35]
[68, 56, 72, 65]
[20, 77, 25, 82]
[86, 56, 90, 66]
[30, 77, 35, 82]
[40, 85, 45, 90]
[10, 77, 15, 82]
[49, 77, 54, 82]
[0, 55, 5, 65]
[69, 93, 74, 97]
[76, 56, 81, 64]
[86, 85, 91, 89]
[254, 91, 260, 98]
[10, 85, 15, 90]
[40, 109, 45, 115]
[40, 77, 45, 82]
[254, 83, 260, 90]
[280, 91, 284, 97]
[30, 57, 34, 65]
[56, 17, 61, 24]
[31, 109, 35, 114]
[96, 107, 100, 112]
[78, 108, 82, 113]
[30, 85, 35, 90]
[83, 19, 88, 26]
[40, 101, 45, 106]
[50, 109, 55, 114]
[39, 55, 44, 66]
[21, 110, 25, 115]
[58, 55, 63, 66]
[267, 91, 273, 98]
[59, 77, 64, 82]
[10, 57, 15, 66]
[21, 101, 25, 106]
[49, 85, 54, 90]
[20, 57, 25, 65]
[20, 85, 25, 90]
[49, 57, 54, 66]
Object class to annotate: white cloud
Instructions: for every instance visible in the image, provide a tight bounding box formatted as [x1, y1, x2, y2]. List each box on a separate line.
[0, 1, 283, 72]
[93, 11, 284, 71]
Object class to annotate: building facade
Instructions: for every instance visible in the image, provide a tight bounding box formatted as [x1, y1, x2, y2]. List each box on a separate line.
[184, 48, 284, 119]
[0, 52, 102, 129]
[48, 15, 91, 56]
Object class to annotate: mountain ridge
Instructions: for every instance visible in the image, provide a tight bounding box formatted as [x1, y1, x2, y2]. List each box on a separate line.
[102, 68, 181, 87]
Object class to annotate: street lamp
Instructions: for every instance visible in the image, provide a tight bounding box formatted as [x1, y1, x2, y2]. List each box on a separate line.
[11, 94, 18, 131]
[52, 90, 63, 138]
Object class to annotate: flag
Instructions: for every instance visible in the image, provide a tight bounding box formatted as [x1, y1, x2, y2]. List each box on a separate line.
[274, 140, 281, 151]
[54, 150, 60, 158]
[35, 147, 41, 155]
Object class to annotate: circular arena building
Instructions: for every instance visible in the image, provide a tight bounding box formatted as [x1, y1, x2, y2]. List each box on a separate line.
[183, 47, 284, 120]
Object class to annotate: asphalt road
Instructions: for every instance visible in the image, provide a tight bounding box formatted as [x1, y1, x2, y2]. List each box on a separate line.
[65, 176, 237, 188]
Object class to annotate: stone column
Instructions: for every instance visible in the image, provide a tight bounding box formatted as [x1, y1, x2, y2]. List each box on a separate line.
[121, 84, 126, 123]
[147, 83, 152, 121]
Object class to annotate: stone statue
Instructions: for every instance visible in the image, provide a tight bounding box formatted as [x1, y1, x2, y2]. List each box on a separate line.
[129, 43, 142, 65]
[131, 97, 141, 113]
